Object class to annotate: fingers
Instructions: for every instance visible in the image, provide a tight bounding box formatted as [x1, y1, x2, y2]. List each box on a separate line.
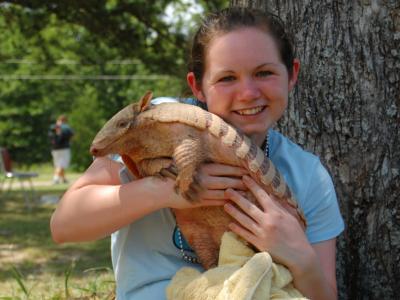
[195, 163, 248, 191]
[227, 222, 259, 248]
[187, 178, 242, 201]
[242, 175, 277, 209]
[187, 187, 244, 202]
[201, 189, 246, 199]
[242, 175, 266, 198]
[243, 176, 305, 230]
[196, 173, 247, 190]
[200, 163, 248, 177]
[184, 187, 227, 202]
[172, 163, 251, 206]
[201, 189, 227, 199]
[224, 188, 263, 230]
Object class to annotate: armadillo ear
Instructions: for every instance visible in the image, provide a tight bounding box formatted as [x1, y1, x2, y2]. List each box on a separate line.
[138, 91, 153, 112]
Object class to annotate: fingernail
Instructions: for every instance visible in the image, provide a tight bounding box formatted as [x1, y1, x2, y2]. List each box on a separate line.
[225, 188, 233, 195]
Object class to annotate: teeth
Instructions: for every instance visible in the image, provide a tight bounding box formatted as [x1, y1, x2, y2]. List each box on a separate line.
[236, 106, 264, 115]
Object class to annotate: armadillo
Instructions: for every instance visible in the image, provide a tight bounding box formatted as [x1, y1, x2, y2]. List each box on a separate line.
[90, 91, 306, 269]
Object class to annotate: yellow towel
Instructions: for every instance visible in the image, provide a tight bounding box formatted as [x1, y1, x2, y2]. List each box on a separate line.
[166, 232, 308, 300]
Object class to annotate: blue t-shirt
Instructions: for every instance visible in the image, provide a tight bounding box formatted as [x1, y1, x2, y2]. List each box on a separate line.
[111, 98, 345, 299]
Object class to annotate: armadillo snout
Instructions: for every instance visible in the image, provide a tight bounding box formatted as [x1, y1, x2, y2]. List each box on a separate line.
[90, 145, 99, 156]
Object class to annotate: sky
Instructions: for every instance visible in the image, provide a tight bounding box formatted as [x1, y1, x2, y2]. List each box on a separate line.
[163, 0, 204, 34]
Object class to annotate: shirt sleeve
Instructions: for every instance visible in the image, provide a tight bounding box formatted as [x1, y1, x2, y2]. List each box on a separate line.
[303, 159, 345, 243]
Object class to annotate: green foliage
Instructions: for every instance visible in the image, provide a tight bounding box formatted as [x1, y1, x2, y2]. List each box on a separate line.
[0, 1, 217, 169]
[10, 266, 30, 297]
[64, 260, 75, 299]
[4, 0, 189, 74]
[0, 179, 114, 298]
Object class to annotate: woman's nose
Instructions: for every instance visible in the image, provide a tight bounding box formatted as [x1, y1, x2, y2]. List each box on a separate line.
[237, 78, 261, 101]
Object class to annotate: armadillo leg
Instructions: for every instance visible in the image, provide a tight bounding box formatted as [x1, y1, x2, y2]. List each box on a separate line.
[159, 164, 178, 180]
[184, 181, 204, 202]
[173, 138, 205, 202]
[136, 158, 174, 178]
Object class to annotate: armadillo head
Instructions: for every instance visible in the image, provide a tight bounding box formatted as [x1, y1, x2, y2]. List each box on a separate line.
[90, 91, 153, 157]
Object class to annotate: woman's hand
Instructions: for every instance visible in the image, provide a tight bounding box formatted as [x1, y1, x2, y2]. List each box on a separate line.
[223, 175, 314, 272]
[161, 163, 249, 209]
[191, 163, 248, 200]
[163, 172, 338, 299]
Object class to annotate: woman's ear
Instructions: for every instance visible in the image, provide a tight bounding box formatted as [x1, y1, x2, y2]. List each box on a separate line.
[187, 72, 206, 102]
[288, 58, 300, 92]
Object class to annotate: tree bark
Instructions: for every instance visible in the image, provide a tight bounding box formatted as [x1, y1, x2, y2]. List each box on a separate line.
[231, 0, 400, 299]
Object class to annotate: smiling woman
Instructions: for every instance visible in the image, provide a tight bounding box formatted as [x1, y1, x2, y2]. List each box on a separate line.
[50, 7, 344, 300]
[187, 27, 299, 145]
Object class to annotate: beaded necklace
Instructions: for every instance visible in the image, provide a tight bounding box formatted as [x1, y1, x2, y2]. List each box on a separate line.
[261, 132, 270, 158]
[176, 228, 200, 264]
[176, 132, 269, 264]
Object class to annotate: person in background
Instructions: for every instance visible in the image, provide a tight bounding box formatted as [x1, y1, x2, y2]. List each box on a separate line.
[50, 7, 344, 299]
[48, 114, 74, 184]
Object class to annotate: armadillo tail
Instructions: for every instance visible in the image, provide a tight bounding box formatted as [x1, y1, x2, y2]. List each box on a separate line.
[204, 110, 307, 227]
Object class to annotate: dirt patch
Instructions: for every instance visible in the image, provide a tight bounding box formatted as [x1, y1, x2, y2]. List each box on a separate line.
[0, 244, 29, 264]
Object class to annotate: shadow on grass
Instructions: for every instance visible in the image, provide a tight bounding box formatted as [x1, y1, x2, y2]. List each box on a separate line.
[0, 187, 112, 283]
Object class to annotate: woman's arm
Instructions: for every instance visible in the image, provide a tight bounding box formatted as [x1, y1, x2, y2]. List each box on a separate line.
[50, 157, 170, 242]
[50, 157, 226, 243]
[293, 239, 338, 299]
[224, 175, 338, 300]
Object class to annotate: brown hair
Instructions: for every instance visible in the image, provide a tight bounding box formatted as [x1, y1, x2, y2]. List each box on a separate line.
[188, 7, 296, 86]
[57, 115, 67, 123]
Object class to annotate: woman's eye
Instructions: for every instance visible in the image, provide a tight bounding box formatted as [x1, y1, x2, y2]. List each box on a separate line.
[218, 75, 236, 82]
[256, 70, 272, 77]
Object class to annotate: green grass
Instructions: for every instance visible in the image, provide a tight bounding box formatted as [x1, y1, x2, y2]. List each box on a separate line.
[12, 163, 80, 183]
[0, 166, 115, 299]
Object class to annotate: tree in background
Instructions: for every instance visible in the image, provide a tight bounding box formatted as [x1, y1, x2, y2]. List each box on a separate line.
[0, 0, 228, 169]
[231, 0, 400, 298]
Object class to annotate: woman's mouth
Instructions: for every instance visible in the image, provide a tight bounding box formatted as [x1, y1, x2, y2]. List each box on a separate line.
[235, 106, 265, 116]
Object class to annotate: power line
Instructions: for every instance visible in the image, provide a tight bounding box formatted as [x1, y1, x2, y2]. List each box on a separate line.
[0, 74, 171, 81]
[0, 59, 140, 65]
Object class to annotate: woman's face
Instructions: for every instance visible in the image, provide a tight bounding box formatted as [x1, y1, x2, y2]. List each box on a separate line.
[188, 27, 299, 145]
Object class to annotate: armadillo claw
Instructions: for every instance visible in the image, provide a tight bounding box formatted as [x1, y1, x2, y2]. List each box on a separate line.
[159, 168, 178, 180]
[153, 173, 168, 181]
[172, 182, 197, 202]
[174, 182, 198, 204]
[183, 177, 205, 203]
[167, 164, 179, 176]
[182, 188, 201, 203]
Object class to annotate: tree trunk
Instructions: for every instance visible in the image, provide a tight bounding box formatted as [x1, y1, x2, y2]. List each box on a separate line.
[231, 0, 400, 299]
